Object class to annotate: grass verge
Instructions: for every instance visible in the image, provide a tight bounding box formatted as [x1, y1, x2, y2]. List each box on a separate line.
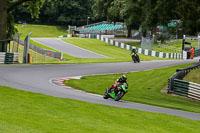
[65, 63, 200, 113]
[16, 24, 67, 39]
[0, 86, 200, 133]
[184, 68, 200, 84]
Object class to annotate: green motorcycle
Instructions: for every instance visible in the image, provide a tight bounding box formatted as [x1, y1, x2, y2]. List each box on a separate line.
[103, 83, 128, 101]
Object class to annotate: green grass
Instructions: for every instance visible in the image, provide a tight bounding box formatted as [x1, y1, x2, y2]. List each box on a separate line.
[65, 63, 200, 113]
[184, 68, 200, 84]
[16, 24, 67, 39]
[126, 42, 141, 48]
[0, 86, 200, 133]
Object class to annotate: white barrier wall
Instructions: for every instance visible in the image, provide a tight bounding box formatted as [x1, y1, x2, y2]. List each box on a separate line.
[0, 52, 6, 64]
[0, 52, 19, 64]
[96, 35, 183, 59]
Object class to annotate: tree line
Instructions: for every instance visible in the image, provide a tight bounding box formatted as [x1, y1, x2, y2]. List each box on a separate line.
[13, 0, 94, 26]
[0, 0, 200, 40]
[93, 0, 200, 37]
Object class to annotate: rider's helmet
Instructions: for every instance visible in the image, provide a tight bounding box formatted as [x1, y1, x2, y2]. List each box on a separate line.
[122, 75, 127, 81]
[132, 49, 136, 53]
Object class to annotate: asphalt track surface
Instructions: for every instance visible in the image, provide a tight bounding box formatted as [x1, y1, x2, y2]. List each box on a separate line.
[1, 58, 200, 120]
[31, 38, 109, 58]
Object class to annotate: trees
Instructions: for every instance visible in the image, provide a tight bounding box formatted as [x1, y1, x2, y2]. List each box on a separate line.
[93, 0, 135, 37]
[12, 0, 94, 26]
[140, 0, 200, 36]
[93, 0, 200, 37]
[0, 0, 45, 40]
[43, 0, 94, 26]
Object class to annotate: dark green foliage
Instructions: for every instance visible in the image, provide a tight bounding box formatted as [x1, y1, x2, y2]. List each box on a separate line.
[13, 0, 94, 26]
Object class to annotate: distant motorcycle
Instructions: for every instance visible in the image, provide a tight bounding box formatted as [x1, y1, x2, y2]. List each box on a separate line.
[103, 83, 128, 101]
[131, 52, 140, 63]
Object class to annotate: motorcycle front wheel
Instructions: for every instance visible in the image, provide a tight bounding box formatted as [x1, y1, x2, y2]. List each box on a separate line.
[114, 91, 125, 101]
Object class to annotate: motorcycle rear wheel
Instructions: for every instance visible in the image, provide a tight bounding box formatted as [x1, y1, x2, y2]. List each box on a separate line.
[136, 55, 140, 63]
[103, 92, 109, 99]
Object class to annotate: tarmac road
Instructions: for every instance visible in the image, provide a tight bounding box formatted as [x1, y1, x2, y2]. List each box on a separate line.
[31, 38, 109, 58]
[0, 59, 200, 120]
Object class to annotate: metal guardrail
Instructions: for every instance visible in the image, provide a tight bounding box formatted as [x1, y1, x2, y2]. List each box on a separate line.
[168, 60, 200, 101]
[14, 38, 63, 60]
[173, 79, 200, 101]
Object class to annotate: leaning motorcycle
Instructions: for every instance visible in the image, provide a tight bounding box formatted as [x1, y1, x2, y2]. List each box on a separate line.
[131, 53, 140, 63]
[103, 83, 128, 101]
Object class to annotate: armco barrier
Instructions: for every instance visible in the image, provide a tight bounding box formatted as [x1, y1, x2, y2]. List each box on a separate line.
[96, 35, 183, 59]
[174, 79, 200, 101]
[14, 39, 63, 60]
[168, 61, 200, 101]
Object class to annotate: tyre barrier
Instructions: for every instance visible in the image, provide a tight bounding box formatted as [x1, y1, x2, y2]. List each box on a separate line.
[0, 52, 18, 64]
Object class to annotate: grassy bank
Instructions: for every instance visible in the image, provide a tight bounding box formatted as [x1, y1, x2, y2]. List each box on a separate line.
[65, 63, 200, 113]
[184, 68, 200, 84]
[16, 24, 67, 39]
[0, 86, 200, 132]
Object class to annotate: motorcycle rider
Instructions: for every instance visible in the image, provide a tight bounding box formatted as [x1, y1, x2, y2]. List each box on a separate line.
[108, 75, 127, 94]
[131, 48, 140, 63]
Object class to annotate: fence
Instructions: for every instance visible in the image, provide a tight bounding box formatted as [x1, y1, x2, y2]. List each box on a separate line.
[158, 43, 182, 53]
[194, 49, 200, 57]
[14, 38, 63, 60]
[173, 79, 200, 101]
[96, 35, 183, 59]
[168, 61, 200, 101]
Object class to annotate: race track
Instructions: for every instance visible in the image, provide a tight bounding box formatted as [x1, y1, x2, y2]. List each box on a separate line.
[31, 38, 109, 58]
[0, 59, 200, 120]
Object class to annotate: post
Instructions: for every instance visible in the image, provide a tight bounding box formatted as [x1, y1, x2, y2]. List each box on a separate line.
[182, 35, 185, 59]
[87, 17, 90, 25]
[23, 32, 32, 63]
[198, 34, 200, 49]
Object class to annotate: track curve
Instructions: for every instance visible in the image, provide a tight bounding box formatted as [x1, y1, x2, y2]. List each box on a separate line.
[0, 59, 200, 120]
[31, 38, 109, 58]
